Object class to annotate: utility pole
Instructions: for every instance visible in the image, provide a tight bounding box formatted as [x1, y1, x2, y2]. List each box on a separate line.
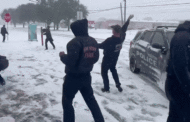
[120, 3, 124, 25]
[77, 0, 83, 20]
[124, 0, 126, 22]
[78, 0, 80, 10]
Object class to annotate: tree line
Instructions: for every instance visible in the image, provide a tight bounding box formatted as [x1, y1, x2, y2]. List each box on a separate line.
[1, 0, 88, 30]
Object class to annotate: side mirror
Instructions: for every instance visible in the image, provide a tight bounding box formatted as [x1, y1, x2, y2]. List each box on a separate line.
[161, 47, 168, 55]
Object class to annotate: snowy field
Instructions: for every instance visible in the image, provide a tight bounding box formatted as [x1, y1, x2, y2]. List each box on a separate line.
[0, 25, 169, 122]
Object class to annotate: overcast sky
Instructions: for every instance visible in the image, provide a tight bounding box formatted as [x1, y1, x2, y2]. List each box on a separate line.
[0, 0, 190, 21]
[80, 0, 190, 21]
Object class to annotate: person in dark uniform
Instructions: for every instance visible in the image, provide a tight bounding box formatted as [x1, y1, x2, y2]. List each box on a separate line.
[99, 15, 134, 93]
[1, 25, 8, 42]
[165, 21, 190, 122]
[43, 26, 55, 50]
[0, 55, 9, 85]
[59, 19, 104, 122]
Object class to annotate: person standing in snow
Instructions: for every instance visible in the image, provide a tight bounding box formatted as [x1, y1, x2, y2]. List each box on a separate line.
[1, 25, 8, 42]
[43, 26, 55, 50]
[0, 55, 9, 85]
[59, 19, 104, 122]
[99, 15, 134, 93]
[165, 21, 190, 122]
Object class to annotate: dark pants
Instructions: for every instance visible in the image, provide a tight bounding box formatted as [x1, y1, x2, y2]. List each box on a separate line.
[165, 77, 190, 122]
[2, 34, 5, 42]
[45, 38, 55, 49]
[101, 57, 121, 90]
[62, 73, 104, 122]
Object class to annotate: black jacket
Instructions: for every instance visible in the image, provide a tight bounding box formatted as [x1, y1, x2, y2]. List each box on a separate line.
[0, 55, 9, 71]
[43, 29, 52, 39]
[60, 19, 99, 74]
[166, 21, 190, 96]
[1, 27, 8, 35]
[99, 19, 130, 61]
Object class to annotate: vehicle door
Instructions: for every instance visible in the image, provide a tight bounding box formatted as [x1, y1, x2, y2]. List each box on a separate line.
[129, 31, 142, 58]
[146, 31, 168, 82]
[159, 31, 175, 90]
[160, 31, 175, 73]
[134, 31, 154, 72]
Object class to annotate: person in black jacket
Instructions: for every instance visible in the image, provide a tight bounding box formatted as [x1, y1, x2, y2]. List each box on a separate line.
[99, 15, 134, 93]
[59, 19, 104, 122]
[165, 21, 190, 122]
[43, 26, 55, 50]
[0, 55, 9, 85]
[1, 25, 8, 42]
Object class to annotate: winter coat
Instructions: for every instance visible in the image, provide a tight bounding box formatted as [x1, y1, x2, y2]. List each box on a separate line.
[43, 29, 53, 40]
[1, 27, 8, 35]
[166, 21, 190, 100]
[98, 19, 130, 62]
[60, 19, 99, 74]
[0, 55, 9, 71]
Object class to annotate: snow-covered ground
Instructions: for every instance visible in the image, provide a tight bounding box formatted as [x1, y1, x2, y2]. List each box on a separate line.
[0, 25, 169, 122]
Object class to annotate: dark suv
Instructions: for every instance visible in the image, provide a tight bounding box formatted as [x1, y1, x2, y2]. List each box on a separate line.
[129, 26, 177, 88]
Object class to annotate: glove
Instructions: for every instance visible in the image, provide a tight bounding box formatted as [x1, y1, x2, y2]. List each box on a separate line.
[59, 51, 65, 57]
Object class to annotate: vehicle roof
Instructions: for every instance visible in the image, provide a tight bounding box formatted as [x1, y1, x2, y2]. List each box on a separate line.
[156, 27, 176, 32]
[138, 26, 177, 33]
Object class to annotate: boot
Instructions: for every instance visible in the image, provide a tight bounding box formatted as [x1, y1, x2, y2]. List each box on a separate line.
[101, 88, 110, 93]
[117, 86, 123, 92]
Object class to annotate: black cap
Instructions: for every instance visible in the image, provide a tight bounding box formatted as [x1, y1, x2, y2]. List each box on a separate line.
[111, 25, 121, 33]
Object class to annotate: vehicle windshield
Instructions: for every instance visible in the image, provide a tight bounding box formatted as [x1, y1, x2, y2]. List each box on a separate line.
[133, 31, 142, 42]
[166, 32, 175, 43]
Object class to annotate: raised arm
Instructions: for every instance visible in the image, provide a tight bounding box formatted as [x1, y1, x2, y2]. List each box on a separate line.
[121, 15, 134, 33]
[98, 38, 109, 49]
[6, 29, 8, 34]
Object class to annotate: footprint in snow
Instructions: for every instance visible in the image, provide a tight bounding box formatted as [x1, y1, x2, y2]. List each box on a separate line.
[141, 108, 162, 117]
[149, 103, 167, 109]
[127, 85, 137, 89]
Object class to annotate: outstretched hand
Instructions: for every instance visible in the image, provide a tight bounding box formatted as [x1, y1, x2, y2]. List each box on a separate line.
[128, 15, 134, 20]
[59, 51, 65, 57]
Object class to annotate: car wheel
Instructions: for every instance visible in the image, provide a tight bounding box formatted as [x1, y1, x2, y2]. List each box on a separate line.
[130, 57, 140, 73]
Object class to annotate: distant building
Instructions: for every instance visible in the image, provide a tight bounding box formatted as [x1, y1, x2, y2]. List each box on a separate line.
[95, 19, 179, 30]
[95, 19, 121, 29]
[128, 20, 179, 30]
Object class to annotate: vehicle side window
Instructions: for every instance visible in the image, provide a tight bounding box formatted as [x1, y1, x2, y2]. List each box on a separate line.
[133, 32, 142, 42]
[140, 31, 153, 43]
[166, 32, 175, 43]
[151, 32, 165, 47]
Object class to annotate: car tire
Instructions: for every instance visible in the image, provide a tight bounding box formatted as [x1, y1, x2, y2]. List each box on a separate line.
[130, 57, 140, 73]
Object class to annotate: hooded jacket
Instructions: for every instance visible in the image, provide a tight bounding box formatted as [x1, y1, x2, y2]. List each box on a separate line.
[60, 19, 99, 74]
[166, 21, 190, 97]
